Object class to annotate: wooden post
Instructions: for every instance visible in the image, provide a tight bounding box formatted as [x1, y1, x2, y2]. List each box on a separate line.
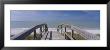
[65, 27, 66, 32]
[40, 27, 42, 37]
[65, 33, 71, 40]
[45, 25, 48, 32]
[72, 30, 74, 38]
[33, 29, 37, 40]
[47, 26, 48, 31]
[65, 34, 68, 40]
[42, 25, 44, 32]
[43, 26, 44, 31]
[64, 33, 66, 39]
[57, 26, 59, 32]
[49, 31, 52, 40]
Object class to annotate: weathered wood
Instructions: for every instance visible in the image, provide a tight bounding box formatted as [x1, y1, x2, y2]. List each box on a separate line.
[40, 27, 42, 37]
[64, 32, 74, 40]
[65, 27, 66, 32]
[49, 31, 52, 40]
[57, 24, 99, 40]
[71, 30, 74, 38]
[45, 31, 49, 40]
[41, 31, 49, 40]
[13, 24, 48, 40]
[33, 29, 37, 40]
[71, 25, 99, 40]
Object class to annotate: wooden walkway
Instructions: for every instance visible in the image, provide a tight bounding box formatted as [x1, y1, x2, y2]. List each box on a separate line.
[57, 24, 100, 40]
[11, 23, 100, 40]
[52, 31, 65, 40]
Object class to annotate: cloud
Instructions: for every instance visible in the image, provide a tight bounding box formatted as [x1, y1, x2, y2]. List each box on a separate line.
[10, 10, 100, 22]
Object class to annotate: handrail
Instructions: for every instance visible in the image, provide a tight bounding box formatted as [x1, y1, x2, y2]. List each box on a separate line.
[13, 24, 48, 40]
[71, 25, 99, 40]
[57, 24, 100, 40]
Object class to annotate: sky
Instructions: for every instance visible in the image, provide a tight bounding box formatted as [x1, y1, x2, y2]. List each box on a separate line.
[10, 10, 100, 22]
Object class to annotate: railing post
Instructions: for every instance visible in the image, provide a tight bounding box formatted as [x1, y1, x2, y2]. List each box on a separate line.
[65, 27, 66, 32]
[65, 33, 68, 40]
[40, 27, 42, 38]
[49, 31, 52, 40]
[57, 26, 59, 32]
[33, 29, 37, 40]
[72, 30, 74, 38]
[47, 26, 48, 31]
[45, 25, 48, 32]
[65, 33, 66, 39]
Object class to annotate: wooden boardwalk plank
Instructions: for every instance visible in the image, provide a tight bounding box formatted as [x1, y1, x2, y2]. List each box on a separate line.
[52, 31, 65, 40]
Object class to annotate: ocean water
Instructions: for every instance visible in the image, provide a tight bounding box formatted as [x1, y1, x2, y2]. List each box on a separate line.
[11, 21, 100, 29]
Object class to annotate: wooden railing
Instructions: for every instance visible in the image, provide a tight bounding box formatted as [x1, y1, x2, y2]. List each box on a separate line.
[49, 31, 52, 40]
[13, 24, 48, 40]
[57, 24, 100, 40]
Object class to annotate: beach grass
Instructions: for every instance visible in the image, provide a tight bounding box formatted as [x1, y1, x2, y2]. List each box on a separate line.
[25, 34, 34, 40]
[25, 32, 42, 40]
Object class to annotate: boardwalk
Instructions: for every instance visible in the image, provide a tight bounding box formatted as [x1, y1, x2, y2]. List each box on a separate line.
[11, 23, 100, 40]
[11, 28, 65, 40]
[52, 31, 65, 40]
[41, 28, 65, 40]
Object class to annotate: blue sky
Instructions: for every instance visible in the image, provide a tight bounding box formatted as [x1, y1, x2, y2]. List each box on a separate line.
[10, 10, 100, 28]
[11, 10, 100, 22]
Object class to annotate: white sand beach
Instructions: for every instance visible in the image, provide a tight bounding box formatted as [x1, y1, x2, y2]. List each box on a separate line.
[11, 28, 30, 35]
[11, 28, 100, 35]
[84, 29, 100, 34]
